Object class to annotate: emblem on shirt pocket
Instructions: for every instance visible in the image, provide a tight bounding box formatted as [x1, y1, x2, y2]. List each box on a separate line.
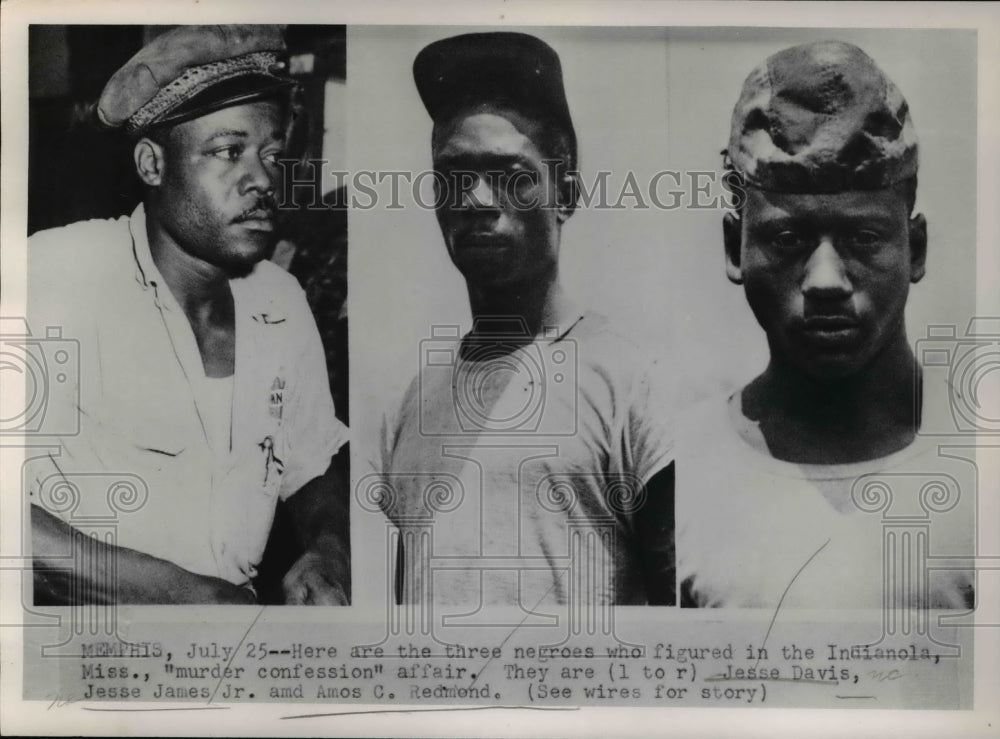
[269, 376, 286, 420]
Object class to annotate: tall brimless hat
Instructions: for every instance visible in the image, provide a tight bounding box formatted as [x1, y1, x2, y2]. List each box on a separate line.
[726, 40, 918, 193]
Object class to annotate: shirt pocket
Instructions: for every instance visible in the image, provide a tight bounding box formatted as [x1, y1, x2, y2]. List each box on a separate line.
[97, 403, 190, 474]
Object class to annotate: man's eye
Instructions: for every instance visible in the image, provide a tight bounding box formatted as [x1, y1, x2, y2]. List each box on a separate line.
[848, 230, 883, 248]
[505, 168, 539, 190]
[771, 231, 807, 250]
[262, 150, 286, 166]
[433, 167, 457, 185]
[210, 146, 242, 161]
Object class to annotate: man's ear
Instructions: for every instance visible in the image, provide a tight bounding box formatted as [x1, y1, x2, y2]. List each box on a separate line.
[133, 138, 165, 187]
[723, 211, 744, 284]
[555, 172, 579, 224]
[909, 212, 927, 284]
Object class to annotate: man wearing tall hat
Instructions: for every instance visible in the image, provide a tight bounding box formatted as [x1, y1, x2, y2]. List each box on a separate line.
[380, 32, 675, 609]
[27, 25, 349, 604]
[677, 41, 975, 608]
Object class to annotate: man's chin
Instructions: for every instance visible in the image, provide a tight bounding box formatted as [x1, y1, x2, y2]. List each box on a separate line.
[222, 238, 276, 278]
[455, 264, 522, 289]
[775, 330, 874, 382]
[224, 261, 257, 279]
[450, 253, 505, 280]
[792, 352, 869, 383]
[220, 251, 269, 279]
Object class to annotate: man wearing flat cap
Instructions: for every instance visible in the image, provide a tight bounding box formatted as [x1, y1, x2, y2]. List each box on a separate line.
[380, 32, 675, 609]
[677, 41, 974, 608]
[27, 25, 350, 604]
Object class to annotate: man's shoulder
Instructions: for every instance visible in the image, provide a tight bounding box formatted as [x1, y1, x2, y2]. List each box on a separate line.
[29, 214, 133, 269]
[28, 215, 136, 314]
[570, 311, 673, 403]
[570, 311, 662, 371]
[572, 311, 640, 351]
[248, 257, 304, 291]
[241, 259, 312, 319]
[29, 214, 132, 246]
[677, 391, 738, 448]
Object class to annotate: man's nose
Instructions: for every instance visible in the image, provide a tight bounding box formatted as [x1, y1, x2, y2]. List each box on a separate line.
[461, 174, 498, 210]
[241, 154, 277, 195]
[802, 238, 851, 297]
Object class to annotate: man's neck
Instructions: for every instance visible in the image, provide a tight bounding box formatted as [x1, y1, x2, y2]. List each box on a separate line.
[145, 212, 237, 378]
[466, 274, 579, 341]
[146, 214, 232, 324]
[742, 331, 921, 464]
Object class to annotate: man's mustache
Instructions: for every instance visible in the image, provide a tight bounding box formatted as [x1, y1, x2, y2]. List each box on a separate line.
[233, 198, 277, 222]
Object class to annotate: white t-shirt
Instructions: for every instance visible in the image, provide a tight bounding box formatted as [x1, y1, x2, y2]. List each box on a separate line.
[193, 373, 234, 456]
[382, 312, 674, 607]
[677, 391, 976, 609]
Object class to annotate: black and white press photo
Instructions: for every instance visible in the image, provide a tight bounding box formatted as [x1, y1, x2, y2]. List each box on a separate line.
[25, 24, 351, 606]
[2, 6, 997, 734]
[669, 30, 979, 610]
[349, 27, 676, 613]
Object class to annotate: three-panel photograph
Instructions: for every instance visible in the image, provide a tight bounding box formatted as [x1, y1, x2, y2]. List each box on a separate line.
[3, 7, 994, 735]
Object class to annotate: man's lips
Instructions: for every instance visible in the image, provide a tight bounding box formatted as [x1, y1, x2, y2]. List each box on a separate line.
[233, 209, 276, 232]
[454, 232, 511, 250]
[799, 315, 860, 345]
[803, 315, 859, 330]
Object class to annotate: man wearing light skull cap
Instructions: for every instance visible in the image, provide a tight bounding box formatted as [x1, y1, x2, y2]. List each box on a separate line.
[676, 41, 974, 609]
[27, 25, 350, 605]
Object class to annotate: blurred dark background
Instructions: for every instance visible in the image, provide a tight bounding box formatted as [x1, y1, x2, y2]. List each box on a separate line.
[28, 25, 349, 604]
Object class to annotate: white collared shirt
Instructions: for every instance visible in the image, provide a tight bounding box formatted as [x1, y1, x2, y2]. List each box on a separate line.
[26, 205, 348, 586]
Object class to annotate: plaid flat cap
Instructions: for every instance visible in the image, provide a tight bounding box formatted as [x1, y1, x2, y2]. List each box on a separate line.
[98, 24, 295, 134]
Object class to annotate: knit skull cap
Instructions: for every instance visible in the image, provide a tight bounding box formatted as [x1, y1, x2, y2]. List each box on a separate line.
[98, 24, 295, 134]
[727, 40, 918, 193]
